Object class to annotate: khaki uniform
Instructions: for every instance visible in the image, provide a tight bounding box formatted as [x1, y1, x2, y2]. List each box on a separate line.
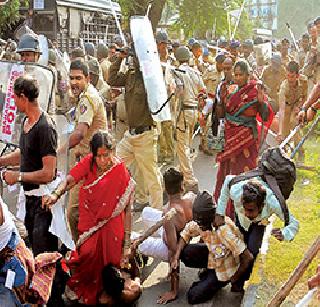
[100, 58, 112, 82]
[68, 83, 108, 240]
[48, 64, 61, 111]
[159, 59, 175, 163]
[201, 64, 222, 153]
[302, 48, 320, 94]
[175, 63, 204, 189]
[108, 57, 163, 209]
[261, 65, 287, 113]
[278, 75, 308, 159]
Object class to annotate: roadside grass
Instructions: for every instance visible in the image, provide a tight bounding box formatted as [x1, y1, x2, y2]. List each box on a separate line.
[252, 137, 320, 306]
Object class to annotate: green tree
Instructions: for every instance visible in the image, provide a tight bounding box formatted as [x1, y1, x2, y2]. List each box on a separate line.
[0, 0, 23, 35]
[116, 0, 166, 32]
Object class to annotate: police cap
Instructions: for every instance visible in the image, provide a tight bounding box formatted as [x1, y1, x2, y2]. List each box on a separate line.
[17, 33, 41, 53]
[97, 43, 108, 59]
[175, 46, 191, 62]
[71, 47, 85, 59]
[156, 31, 168, 44]
[87, 58, 100, 75]
[84, 42, 95, 57]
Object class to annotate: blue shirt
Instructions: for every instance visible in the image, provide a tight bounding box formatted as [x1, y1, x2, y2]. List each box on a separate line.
[216, 175, 299, 241]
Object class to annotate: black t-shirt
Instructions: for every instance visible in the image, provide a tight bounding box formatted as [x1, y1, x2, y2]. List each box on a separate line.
[19, 112, 58, 191]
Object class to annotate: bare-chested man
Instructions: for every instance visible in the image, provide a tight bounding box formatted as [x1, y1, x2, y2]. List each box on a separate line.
[130, 168, 196, 304]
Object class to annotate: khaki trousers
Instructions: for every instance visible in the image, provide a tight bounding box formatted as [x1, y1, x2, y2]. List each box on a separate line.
[159, 120, 174, 161]
[67, 151, 81, 242]
[116, 129, 163, 209]
[176, 110, 198, 186]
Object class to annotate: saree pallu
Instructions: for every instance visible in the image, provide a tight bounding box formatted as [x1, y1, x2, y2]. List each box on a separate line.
[214, 81, 273, 219]
[67, 157, 133, 305]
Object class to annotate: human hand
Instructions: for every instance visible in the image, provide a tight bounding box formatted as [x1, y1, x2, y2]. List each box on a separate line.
[3, 171, 19, 186]
[271, 228, 284, 241]
[214, 214, 225, 227]
[120, 249, 131, 269]
[157, 291, 177, 304]
[41, 194, 58, 211]
[257, 81, 265, 104]
[297, 109, 307, 124]
[307, 107, 317, 122]
[308, 265, 320, 290]
[170, 257, 179, 270]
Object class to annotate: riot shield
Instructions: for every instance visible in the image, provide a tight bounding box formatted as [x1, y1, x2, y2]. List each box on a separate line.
[130, 16, 171, 122]
[0, 61, 55, 146]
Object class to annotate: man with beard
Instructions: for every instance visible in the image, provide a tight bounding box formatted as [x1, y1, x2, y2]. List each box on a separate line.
[63, 60, 107, 241]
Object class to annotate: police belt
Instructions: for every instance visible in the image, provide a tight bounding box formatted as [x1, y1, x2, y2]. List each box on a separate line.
[183, 105, 198, 110]
[129, 126, 153, 135]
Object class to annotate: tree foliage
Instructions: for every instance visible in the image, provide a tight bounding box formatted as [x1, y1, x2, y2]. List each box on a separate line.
[0, 0, 23, 35]
[177, 0, 252, 40]
[117, 0, 253, 40]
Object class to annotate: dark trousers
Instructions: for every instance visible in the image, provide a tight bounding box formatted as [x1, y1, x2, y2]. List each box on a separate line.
[25, 195, 58, 256]
[180, 243, 228, 305]
[234, 216, 266, 288]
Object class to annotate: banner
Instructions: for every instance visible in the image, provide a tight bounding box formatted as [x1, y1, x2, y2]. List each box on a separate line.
[0, 64, 25, 143]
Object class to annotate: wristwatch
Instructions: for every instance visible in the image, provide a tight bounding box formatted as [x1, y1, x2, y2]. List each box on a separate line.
[18, 172, 23, 183]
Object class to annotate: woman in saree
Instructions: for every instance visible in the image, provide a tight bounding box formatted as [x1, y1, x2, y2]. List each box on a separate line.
[43, 131, 135, 305]
[214, 61, 273, 218]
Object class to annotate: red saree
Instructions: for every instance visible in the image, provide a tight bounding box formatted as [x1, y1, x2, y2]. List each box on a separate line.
[66, 154, 134, 305]
[214, 80, 273, 217]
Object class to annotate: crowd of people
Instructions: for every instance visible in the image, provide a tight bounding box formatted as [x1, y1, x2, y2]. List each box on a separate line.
[0, 14, 320, 306]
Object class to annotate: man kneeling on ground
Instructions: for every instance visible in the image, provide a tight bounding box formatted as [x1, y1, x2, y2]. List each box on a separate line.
[130, 168, 196, 304]
[170, 191, 253, 305]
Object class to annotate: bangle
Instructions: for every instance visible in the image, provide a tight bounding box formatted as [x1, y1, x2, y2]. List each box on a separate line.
[310, 105, 318, 113]
[52, 190, 61, 199]
[18, 172, 23, 183]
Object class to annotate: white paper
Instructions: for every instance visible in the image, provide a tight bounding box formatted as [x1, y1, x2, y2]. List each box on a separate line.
[5, 269, 15, 290]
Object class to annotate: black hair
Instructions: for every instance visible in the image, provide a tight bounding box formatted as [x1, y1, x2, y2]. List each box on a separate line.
[192, 191, 216, 229]
[90, 131, 114, 170]
[163, 168, 183, 195]
[287, 61, 300, 74]
[101, 264, 125, 302]
[242, 181, 266, 211]
[70, 60, 89, 77]
[14, 76, 39, 103]
[234, 61, 249, 75]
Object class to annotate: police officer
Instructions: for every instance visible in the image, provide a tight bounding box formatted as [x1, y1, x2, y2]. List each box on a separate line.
[200, 52, 224, 155]
[108, 48, 163, 210]
[64, 60, 107, 240]
[48, 49, 62, 112]
[84, 42, 95, 60]
[16, 33, 41, 63]
[278, 61, 308, 161]
[303, 24, 320, 94]
[242, 39, 257, 71]
[174, 46, 205, 192]
[298, 33, 310, 68]
[280, 38, 294, 68]
[70, 47, 86, 62]
[97, 43, 111, 82]
[156, 31, 175, 164]
[88, 58, 113, 129]
[261, 54, 287, 113]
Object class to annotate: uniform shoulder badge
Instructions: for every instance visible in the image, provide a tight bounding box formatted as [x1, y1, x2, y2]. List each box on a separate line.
[79, 103, 88, 115]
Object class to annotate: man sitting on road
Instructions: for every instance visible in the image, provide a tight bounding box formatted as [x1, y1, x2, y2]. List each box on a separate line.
[170, 191, 253, 305]
[130, 168, 196, 304]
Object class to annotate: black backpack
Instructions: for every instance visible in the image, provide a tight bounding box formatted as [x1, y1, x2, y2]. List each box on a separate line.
[229, 147, 296, 226]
